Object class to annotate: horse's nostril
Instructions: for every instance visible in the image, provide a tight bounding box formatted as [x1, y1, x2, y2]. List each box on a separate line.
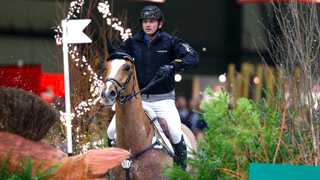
[101, 90, 105, 98]
[109, 90, 117, 100]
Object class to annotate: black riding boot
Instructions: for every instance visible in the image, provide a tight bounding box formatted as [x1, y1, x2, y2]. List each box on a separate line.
[108, 138, 113, 147]
[106, 138, 114, 178]
[172, 135, 187, 171]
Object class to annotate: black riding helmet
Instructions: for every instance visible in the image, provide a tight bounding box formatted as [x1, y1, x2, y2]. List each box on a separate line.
[139, 5, 164, 23]
[139, 5, 164, 36]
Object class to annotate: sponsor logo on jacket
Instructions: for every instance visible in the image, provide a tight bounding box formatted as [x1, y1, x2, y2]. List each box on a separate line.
[182, 43, 193, 55]
[157, 50, 168, 53]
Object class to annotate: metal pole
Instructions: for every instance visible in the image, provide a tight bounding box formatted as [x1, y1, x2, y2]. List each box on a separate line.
[62, 20, 73, 156]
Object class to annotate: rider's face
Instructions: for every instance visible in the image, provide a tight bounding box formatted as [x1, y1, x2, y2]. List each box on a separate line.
[142, 18, 162, 37]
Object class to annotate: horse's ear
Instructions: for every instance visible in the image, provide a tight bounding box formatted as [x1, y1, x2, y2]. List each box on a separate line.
[107, 38, 117, 55]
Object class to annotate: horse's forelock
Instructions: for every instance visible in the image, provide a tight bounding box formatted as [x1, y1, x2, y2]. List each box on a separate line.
[107, 59, 126, 78]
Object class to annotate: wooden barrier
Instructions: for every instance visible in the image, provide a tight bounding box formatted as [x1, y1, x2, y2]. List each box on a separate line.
[227, 63, 282, 104]
[227, 63, 303, 104]
[227, 63, 236, 105]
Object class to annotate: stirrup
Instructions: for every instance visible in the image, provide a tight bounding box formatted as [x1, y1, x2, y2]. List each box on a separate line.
[108, 138, 115, 147]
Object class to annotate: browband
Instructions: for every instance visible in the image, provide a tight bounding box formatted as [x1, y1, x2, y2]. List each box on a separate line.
[107, 51, 134, 63]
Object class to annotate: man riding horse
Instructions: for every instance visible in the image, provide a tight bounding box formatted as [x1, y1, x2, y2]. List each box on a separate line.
[107, 5, 199, 171]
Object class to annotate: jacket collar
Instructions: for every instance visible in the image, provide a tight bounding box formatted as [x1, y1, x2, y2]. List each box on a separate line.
[135, 29, 163, 43]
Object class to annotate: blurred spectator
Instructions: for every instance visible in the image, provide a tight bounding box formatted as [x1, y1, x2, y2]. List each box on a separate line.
[188, 96, 208, 141]
[194, 114, 208, 141]
[187, 98, 200, 131]
[175, 96, 191, 130]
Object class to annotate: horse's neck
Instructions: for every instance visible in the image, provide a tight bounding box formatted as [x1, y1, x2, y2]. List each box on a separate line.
[115, 87, 152, 151]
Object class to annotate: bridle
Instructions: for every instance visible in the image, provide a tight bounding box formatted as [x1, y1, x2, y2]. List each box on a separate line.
[86, 52, 166, 126]
[86, 54, 136, 127]
[104, 51, 167, 104]
[105, 59, 136, 104]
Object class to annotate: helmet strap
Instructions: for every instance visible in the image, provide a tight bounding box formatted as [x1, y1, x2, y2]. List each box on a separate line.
[150, 22, 161, 36]
[151, 28, 159, 36]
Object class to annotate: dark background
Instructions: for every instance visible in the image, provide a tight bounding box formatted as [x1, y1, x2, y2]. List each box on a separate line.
[0, 0, 275, 99]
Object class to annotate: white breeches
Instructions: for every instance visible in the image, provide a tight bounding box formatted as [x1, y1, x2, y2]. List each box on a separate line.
[107, 99, 182, 144]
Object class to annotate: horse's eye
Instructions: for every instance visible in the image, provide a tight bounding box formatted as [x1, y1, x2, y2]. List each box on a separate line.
[124, 65, 130, 72]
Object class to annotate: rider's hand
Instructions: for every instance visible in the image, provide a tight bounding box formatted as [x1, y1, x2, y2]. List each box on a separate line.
[157, 65, 173, 75]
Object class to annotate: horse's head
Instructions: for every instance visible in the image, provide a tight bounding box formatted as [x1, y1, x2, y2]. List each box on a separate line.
[101, 41, 135, 106]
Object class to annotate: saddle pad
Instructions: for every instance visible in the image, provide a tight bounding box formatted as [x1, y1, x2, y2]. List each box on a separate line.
[182, 130, 193, 159]
[143, 105, 174, 154]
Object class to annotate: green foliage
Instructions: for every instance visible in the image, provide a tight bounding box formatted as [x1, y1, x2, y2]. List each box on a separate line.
[0, 153, 12, 179]
[198, 87, 263, 178]
[161, 163, 194, 180]
[162, 86, 303, 179]
[0, 155, 61, 180]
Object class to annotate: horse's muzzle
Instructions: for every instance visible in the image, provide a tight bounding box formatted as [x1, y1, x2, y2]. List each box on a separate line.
[108, 89, 117, 100]
[101, 88, 117, 106]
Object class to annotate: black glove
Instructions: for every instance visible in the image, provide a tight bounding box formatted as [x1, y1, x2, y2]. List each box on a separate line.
[157, 65, 173, 76]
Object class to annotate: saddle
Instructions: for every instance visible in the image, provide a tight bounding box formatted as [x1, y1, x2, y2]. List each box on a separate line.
[155, 117, 172, 142]
[143, 106, 174, 154]
[110, 106, 175, 154]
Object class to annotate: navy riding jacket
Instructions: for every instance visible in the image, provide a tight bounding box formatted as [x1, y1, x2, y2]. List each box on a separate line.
[118, 29, 199, 95]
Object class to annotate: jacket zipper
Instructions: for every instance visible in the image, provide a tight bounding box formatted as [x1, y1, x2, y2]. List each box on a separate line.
[136, 31, 161, 98]
[147, 43, 151, 99]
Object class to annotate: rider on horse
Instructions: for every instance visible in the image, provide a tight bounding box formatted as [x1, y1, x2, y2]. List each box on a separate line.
[107, 5, 199, 171]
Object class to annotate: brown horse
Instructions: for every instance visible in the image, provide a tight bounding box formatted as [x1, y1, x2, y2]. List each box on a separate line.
[101, 41, 197, 179]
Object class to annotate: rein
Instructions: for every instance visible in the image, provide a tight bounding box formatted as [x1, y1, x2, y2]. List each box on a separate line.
[85, 104, 105, 127]
[120, 73, 165, 104]
[86, 72, 165, 127]
[122, 141, 160, 180]
[121, 117, 174, 180]
[104, 60, 167, 104]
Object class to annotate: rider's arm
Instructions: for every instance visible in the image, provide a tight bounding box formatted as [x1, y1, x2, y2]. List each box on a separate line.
[170, 37, 199, 72]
